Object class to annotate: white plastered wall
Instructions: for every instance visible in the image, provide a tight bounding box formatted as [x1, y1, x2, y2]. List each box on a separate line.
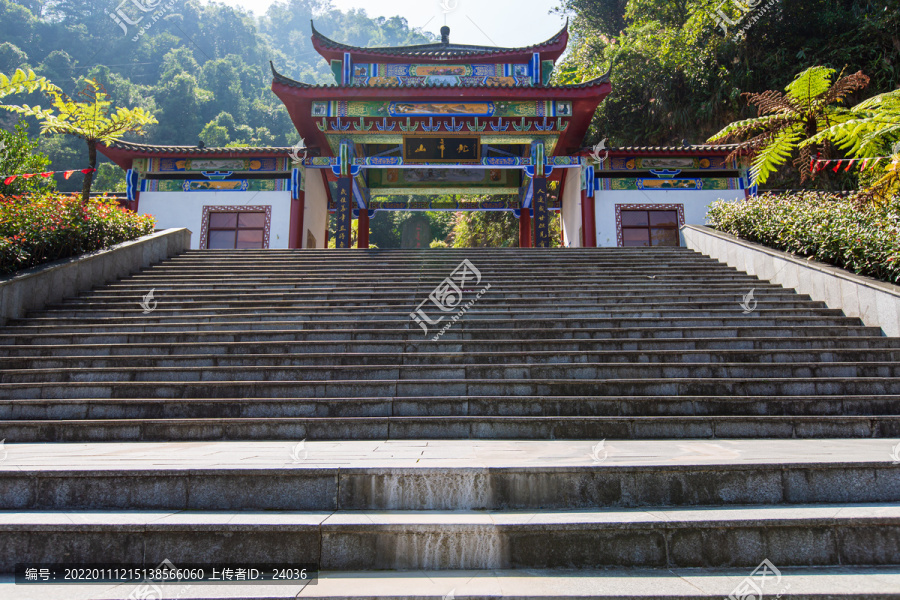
[561, 167, 583, 248]
[302, 169, 329, 249]
[138, 191, 292, 250]
[594, 189, 745, 248]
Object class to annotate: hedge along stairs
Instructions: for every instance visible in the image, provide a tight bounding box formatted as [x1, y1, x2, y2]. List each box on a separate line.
[0, 247, 899, 599]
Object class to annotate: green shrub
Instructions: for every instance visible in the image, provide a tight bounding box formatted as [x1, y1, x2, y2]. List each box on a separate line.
[0, 193, 156, 275]
[707, 192, 900, 285]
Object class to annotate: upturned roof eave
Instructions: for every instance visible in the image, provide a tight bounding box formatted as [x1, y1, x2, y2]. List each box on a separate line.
[310, 20, 569, 64]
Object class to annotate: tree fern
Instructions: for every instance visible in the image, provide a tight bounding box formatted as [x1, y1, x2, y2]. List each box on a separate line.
[1, 76, 157, 201]
[708, 66, 870, 185]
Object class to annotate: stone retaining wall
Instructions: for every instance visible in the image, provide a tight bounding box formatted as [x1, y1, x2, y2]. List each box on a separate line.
[682, 224, 900, 337]
[0, 228, 191, 326]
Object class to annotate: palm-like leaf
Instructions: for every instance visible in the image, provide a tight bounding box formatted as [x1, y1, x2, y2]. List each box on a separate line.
[809, 90, 900, 158]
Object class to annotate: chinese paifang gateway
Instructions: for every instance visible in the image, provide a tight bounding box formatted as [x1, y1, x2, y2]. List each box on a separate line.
[98, 22, 750, 249]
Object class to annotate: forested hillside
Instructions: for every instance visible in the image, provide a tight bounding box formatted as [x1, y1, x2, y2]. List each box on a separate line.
[0, 0, 432, 190]
[1, 0, 897, 194]
[555, 0, 899, 151]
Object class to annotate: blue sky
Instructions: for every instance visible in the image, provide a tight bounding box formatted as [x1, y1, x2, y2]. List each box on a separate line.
[212, 0, 567, 48]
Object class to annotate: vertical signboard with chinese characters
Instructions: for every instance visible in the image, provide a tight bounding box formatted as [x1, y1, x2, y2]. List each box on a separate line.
[335, 177, 353, 249]
[533, 177, 551, 248]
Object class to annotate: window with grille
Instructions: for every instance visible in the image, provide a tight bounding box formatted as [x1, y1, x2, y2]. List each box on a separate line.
[206, 211, 267, 249]
[620, 209, 680, 247]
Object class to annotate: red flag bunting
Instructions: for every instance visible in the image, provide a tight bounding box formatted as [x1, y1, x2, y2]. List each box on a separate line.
[844, 160, 855, 172]
[832, 162, 841, 173]
[40, 172, 53, 178]
[63, 170, 75, 180]
[3, 176, 16, 185]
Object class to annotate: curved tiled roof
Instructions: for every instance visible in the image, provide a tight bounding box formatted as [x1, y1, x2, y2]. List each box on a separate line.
[310, 20, 568, 60]
[584, 144, 740, 155]
[101, 141, 292, 155]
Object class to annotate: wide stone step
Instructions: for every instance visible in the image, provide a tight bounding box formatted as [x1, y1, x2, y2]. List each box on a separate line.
[2, 309, 852, 332]
[47, 294, 818, 309]
[4, 348, 899, 370]
[3, 415, 899, 441]
[0, 324, 878, 347]
[4, 394, 899, 420]
[21, 302, 831, 323]
[1, 505, 898, 571]
[5, 377, 900, 400]
[5, 362, 900, 384]
[1, 441, 897, 510]
[2, 337, 896, 358]
[56, 284, 789, 304]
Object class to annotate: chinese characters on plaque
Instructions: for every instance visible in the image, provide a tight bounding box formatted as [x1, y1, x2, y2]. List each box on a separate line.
[403, 137, 480, 163]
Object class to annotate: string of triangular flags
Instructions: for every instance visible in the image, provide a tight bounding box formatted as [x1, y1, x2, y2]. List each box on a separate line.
[810, 156, 893, 174]
[1, 168, 96, 186]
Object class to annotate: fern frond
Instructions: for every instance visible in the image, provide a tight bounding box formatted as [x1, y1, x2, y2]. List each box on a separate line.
[0, 69, 60, 99]
[819, 70, 870, 107]
[749, 125, 804, 185]
[743, 90, 797, 116]
[707, 114, 796, 143]
[785, 66, 835, 104]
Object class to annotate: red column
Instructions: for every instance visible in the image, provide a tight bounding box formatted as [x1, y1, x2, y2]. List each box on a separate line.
[358, 209, 370, 249]
[519, 209, 532, 248]
[581, 189, 597, 248]
[289, 191, 305, 249]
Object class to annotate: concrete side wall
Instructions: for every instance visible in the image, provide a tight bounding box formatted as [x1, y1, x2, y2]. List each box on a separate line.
[0, 228, 191, 326]
[303, 169, 329, 249]
[139, 191, 292, 250]
[561, 168, 583, 248]
[594, 189, 744, 248]
[683, 225, 900, 338]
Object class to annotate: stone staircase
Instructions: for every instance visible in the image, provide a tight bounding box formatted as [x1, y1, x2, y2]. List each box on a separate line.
[0, 247, 898, 599]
